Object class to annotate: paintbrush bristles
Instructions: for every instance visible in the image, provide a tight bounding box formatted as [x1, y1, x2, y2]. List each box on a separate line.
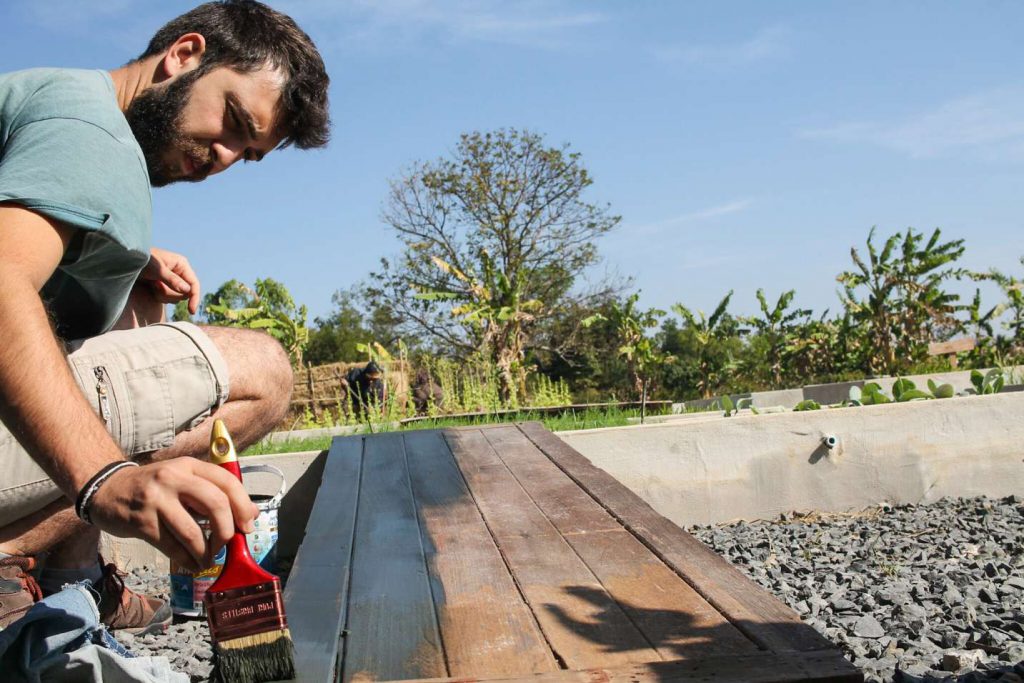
[212, 628, 296, 683]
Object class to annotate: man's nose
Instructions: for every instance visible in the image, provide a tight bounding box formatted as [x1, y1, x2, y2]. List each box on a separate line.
[210, 140, 245, 174]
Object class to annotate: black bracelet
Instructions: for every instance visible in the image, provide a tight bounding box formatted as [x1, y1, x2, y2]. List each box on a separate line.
[74, 461, 139, 525]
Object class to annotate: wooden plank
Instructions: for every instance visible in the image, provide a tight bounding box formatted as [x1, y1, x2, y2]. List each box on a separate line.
[393, 649, 862, 683]
[517, 422, 842, 656]
[343, 432, 447, 683]
[285, 435, 364, 683]
[482, 425, 757, 661]
[402, 430, 558, 677]
[445, 428, 661, 669]
[928, 337, 975, 356]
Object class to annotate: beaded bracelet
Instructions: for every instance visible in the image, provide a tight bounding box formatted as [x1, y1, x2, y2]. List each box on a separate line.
[74, 461, 140, 525]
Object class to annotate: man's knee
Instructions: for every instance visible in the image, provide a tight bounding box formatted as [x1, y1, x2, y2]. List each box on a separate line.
[201, 326, 293, 419]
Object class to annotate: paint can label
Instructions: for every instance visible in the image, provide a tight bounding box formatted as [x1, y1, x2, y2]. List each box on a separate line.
[170, 531, 227, 617]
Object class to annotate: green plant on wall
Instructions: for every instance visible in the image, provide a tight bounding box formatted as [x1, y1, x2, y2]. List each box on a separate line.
[969, 368, 1005, 395]
[845, 376, 955, 407]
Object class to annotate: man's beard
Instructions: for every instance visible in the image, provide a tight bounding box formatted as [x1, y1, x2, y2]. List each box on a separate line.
[124, 70, 213, 187]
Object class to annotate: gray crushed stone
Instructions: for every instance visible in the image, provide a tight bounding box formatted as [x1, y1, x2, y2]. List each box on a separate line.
[115, 496, 1023, 682]
[690, 496, 1024, 683]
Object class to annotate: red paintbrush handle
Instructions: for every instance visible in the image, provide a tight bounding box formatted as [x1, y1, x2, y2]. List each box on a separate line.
[207, 421, 277, 592]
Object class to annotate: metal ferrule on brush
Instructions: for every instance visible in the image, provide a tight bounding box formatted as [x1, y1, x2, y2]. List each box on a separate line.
[206, 580, 289, 642]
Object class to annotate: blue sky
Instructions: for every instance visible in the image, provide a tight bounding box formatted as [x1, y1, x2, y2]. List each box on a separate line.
[3, 1, 1023, 323]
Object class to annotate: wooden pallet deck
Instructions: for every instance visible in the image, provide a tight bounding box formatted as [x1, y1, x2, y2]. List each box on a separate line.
[283, 423, 862, 683]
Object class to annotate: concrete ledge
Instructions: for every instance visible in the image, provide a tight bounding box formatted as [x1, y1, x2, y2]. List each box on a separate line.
[558, 392, 1024, 527]
[676, 365, 1024, 411]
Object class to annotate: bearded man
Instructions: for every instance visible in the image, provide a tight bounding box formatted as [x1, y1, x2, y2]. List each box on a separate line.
[0, 0, 330, 634]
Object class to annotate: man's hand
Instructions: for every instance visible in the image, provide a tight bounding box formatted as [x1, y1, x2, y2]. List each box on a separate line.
[140, 247, 201, 315]
[88, 459, 259, 571]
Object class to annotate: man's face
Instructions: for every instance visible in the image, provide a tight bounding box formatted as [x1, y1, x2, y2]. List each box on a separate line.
[125, 65, 286, 187]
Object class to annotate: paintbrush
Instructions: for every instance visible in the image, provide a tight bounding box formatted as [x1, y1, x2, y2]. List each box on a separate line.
[204, 419, 295, 682]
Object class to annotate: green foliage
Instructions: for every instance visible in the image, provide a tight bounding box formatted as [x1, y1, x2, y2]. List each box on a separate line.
[171, 300, 193, 323]
[846, 375, 958, 408]
[970, 368, 1005, 395]
[743, 289, 811, 388]
[669, 291, 743, 399]
[793, 399, 822, 411]
[837, 227, 967, 376]
[584, 292, 670, 403]
[715, 395, 754, 417]
[305, 289, 375, 365]
[204, 278, 310, 367]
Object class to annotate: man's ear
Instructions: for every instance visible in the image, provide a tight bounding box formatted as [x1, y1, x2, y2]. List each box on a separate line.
[158, 32, 206, 81]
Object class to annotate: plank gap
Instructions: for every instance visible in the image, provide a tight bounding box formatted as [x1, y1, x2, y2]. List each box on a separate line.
[441, 429, 571, 671]
[479, 427, 665, 663]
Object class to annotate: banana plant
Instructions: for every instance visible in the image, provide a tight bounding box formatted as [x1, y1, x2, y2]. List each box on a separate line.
[205, 278, 310, 367]
[583, 292, 669, 422]
[415, 251, 542, 404]
[672, 291, 740, 399]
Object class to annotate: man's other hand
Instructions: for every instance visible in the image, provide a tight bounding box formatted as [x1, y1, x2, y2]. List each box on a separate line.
[141, 247, 201, 314]
[87, 459, 259, 571]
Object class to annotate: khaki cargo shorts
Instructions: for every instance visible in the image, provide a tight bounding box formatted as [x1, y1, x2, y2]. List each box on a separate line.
[0, 322, 230, 529]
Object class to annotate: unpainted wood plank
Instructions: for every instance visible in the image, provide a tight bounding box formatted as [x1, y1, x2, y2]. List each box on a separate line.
[444, 428, 660, 669]
[927, 337, 975, 355]
[285, 435, 363, 683]
[402, 430, 558, 677]
[343, 432, 447, 683]
[517, 422, 840, 655]
[391, 649, 862, 683]
[482, 425, 757, 661]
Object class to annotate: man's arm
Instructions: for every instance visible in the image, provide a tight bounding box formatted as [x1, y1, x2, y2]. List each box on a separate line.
[0, 205, 256, 570]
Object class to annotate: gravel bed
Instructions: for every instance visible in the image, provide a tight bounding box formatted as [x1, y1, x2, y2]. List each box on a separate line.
[690, 496, 1024, 682]
[117, 496, 1023, 682]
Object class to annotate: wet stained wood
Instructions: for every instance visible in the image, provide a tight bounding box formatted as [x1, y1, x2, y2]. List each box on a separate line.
[285, 434, 363, 683]
[293, 424, 861, 683]
[402, 430, 558, 677]
[342, 433, 446, 683]
[481, 425, 757, 661]
[517, 421, 845, 655]
[445, 428, 662, 669]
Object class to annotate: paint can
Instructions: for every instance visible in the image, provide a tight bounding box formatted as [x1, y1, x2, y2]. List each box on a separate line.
[169, 464, 286, 617]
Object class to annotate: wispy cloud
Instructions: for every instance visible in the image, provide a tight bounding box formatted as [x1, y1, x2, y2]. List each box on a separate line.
[651, 25, 793, 68]
[629, 198, 753, 236]
[276, 0, 606, 51]
[801, 86, 1024, 159]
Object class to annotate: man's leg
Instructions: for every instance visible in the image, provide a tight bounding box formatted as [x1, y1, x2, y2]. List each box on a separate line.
[135, 326, 293, 465]
[31, 325, 293, 570]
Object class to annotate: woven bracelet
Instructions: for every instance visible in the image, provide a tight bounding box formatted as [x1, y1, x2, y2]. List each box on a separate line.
[74, 461, 140, 525]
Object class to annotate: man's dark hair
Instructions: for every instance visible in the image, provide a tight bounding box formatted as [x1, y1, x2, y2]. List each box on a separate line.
[138, 0, 330, 149]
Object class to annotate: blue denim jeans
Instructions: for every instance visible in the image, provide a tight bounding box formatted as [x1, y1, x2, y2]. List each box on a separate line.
[0, 582, 186, 683]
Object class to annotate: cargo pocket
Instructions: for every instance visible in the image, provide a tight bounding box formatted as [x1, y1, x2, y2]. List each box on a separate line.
[71, 361, 124, 448]
[164, 356, 219, 433]
[125, 365, 175, 454]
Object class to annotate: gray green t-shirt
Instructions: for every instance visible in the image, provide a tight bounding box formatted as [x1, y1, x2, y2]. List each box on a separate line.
[0, 68, 152, 339]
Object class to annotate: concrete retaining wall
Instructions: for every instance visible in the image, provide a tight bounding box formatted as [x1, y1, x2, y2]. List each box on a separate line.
[559, 392, 1024, 528]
